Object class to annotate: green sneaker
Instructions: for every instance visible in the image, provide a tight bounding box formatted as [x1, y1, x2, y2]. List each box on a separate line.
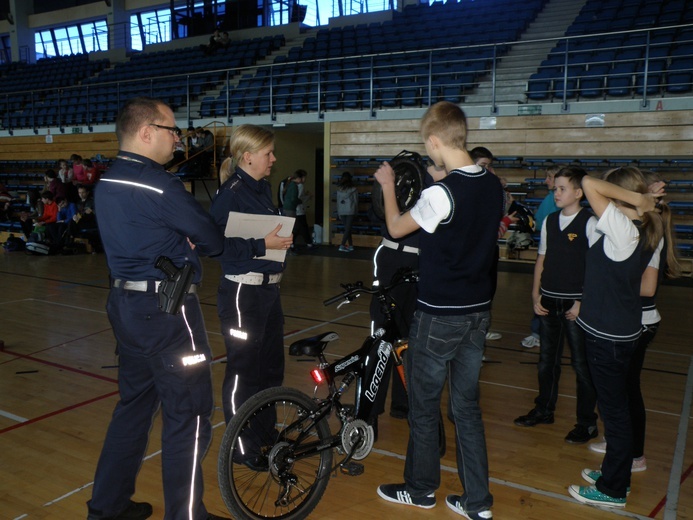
[568, 485, 626, 508]
[581, 468, 630, 495]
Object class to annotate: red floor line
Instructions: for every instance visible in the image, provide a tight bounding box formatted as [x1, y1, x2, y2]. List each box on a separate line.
[0, 390, 119, 435]
[2, 349, 118, 384]
[0, 328, 113, 364]
[647, 461, 693, 518]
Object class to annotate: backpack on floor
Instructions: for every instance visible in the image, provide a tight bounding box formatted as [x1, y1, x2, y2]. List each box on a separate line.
[26, 241, 53, 255]
[3, 234, 26, 252]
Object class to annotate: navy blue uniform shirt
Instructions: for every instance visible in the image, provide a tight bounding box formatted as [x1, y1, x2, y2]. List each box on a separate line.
[209, 166, 284, 275]
[95, 151, 223, 283]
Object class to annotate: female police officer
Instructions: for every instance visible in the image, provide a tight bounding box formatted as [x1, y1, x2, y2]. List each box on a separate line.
[209, 125, 292, 469]
[88, 97, 228, 520]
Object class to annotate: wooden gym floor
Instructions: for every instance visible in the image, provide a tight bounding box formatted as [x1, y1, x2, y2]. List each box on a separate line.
[1, 248, 691, 520]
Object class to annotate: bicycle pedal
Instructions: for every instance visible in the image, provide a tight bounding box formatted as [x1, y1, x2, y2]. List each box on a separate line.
[339, 461, 364, 476]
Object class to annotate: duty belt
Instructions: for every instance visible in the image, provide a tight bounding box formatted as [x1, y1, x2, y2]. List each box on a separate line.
[113, 279, 198, 293]
[381, 237, 420, 254]
[225, 272, 283, 285]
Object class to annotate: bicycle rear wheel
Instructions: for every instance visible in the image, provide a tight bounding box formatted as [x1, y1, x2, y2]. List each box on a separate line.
[218, 386, 334, 520]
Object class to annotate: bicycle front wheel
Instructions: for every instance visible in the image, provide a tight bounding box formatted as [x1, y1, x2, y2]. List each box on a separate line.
[218, 386, 334, 520]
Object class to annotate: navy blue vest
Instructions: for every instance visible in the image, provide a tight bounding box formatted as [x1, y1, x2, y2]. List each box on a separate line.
[540, 209, 592, 299]
[417, 168, 504, 315]
[577, 228, 647, 342]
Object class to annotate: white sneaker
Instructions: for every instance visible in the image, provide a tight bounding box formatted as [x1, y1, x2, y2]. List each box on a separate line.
[589, 442, 647, 472]
[485, 331, 502, 340]
[589, 441, 607, 454]
[521, 335, 540, 348]
[632, 456, 647, 472]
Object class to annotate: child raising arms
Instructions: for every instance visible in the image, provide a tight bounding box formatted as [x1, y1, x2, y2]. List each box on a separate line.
[568, 167, 662, 509]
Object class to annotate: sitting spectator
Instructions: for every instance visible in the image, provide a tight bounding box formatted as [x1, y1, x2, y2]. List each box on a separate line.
[19, 189, 43, 239]
[220, 31, 230, 48]
[82, 158, 100, 184]
[73, 185, 97, 229]
[64, 185, 99, 252]
[46, 196, 78, 247]
[204, 29, 223, 55]
[45, 169, 68, 201]
[0, 183, 12, 222]
[71, 154, 87, 184]
[28, 191, 58, 242]
[57, 159, 73, 184]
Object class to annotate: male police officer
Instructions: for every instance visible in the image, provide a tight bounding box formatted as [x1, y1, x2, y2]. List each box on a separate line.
[88, 97, 228, 520]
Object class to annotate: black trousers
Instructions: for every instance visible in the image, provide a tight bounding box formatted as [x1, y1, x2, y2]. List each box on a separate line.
[217, 277, 285, 425]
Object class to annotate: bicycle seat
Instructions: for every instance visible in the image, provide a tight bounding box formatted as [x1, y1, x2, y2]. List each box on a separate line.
[289, 332, 340, 357]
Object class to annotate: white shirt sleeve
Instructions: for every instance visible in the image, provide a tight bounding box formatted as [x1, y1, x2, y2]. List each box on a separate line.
[409, 184, 452, 234]
[538, 223, 548, 255]
[595, 202, 640, 262]
[648, 238, 664, 269]
[586, 215, 599, 247]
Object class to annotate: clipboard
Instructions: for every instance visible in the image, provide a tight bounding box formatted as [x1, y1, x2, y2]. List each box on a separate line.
[224, 211, 295, 262]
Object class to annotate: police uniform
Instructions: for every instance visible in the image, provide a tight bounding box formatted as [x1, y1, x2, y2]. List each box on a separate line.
[209, 166, 285, 427]
[89, 151, 223, 520]
[369, 229, 420, 417]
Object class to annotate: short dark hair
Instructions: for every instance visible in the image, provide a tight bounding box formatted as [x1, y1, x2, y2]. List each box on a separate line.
[555, 166, 587, 197]
[116, 97, 166, 144]
[45, 169, 57, 179]
[469, 146, 494, 162]
[293, 169, 307, 179]
[41, 190, 54, 200]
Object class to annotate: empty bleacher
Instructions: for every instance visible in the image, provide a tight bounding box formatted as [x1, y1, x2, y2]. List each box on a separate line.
[0, 0, 690, 127]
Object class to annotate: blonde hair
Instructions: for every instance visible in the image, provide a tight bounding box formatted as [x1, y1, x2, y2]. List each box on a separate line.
[420, 101, 467, 151]
[640, 170, 682, 279]
[219, 157, 234, 184]
[603, 166, 663, 255]
[229, 124, 274, 166]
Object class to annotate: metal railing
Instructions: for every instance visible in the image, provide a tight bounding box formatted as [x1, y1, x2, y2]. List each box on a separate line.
[1, 23, 691, 133]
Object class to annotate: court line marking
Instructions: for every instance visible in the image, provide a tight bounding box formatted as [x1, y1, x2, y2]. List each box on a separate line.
[33, 418, 649, 519]
[0, 409, 28, 422]
[0, 391, 119, 435]
[0, 298, 108, 315]
[8, 313, 690, 518]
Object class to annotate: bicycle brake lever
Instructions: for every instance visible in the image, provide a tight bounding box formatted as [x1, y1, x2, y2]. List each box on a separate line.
[336, 300, 351, 310]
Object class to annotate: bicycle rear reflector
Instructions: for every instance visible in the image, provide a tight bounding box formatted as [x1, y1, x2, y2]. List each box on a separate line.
[311, 368, 325, 384]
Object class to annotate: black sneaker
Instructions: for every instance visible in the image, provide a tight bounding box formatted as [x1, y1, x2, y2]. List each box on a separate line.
[565, 424, 599, 444]
[513, 409, 554, 427]
[377, 483, 435, 509]
[446, 495, 493, 519]
[87, 501, 153, 520]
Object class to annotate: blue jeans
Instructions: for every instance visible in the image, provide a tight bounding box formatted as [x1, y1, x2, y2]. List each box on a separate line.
[404, 310, 493, 513]
[536, 296, 597, 427]
[585, 332, 639, 499]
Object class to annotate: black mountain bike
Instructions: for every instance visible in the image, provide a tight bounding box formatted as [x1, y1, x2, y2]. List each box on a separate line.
[217, 268, 444, 520]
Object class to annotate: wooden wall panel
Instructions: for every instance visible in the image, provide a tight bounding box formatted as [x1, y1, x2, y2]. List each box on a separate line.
[0, 133, 119, 162]
[331, 111, 693, 160]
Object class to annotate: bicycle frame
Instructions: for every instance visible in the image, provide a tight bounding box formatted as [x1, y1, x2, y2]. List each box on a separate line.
[216, 268, 422, 520]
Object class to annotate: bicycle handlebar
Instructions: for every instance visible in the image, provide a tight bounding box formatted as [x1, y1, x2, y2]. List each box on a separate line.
[323, 281, 372, 306]
[323, 268, 419, 307]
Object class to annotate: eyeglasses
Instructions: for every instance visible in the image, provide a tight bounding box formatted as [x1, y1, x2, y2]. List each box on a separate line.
[149, 123, 182, 138]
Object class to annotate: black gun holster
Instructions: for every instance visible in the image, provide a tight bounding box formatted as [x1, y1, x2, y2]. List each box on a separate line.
[155, 256, 196, 315]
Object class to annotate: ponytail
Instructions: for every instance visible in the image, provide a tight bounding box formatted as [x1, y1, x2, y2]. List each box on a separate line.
[657, 202, 682, 279]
